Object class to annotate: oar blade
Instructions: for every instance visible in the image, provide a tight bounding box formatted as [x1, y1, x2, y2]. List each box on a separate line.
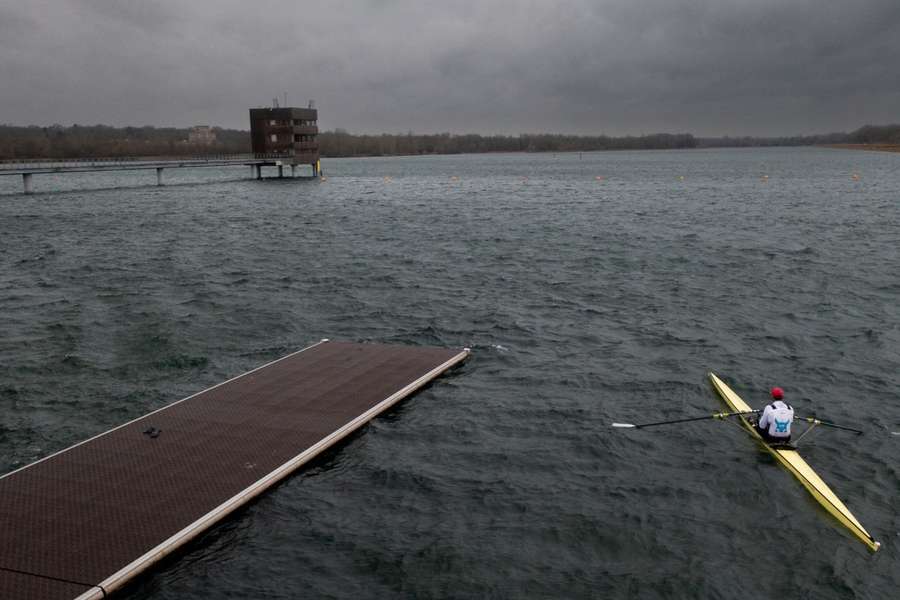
[612, 423, 636, 428]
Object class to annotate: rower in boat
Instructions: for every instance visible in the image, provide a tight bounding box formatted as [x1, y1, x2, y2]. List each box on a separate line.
[753, 386, 794, 445]
[613, 374, 880, 550]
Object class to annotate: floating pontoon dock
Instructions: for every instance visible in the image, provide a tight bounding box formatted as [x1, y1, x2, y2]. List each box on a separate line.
[0, 340, 469, 600]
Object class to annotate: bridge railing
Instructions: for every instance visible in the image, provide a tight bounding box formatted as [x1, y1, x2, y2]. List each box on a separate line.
[0, 152, 296, 171]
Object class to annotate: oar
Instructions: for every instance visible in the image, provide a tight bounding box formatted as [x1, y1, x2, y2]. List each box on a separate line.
[612, 410, 757, 429]
[794, 416, 864, 435]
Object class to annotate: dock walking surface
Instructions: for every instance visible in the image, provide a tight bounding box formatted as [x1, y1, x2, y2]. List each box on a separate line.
[0, 340, 469, 599]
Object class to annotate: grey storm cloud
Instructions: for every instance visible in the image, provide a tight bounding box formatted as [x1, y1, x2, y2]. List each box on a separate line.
[2, 0, 899, 136]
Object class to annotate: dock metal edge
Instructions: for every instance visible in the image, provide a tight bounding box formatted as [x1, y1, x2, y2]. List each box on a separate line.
[71, 345, 470, 600]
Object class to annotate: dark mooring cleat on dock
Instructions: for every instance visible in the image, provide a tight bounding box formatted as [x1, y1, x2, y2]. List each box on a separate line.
[0, 340, 469, 600]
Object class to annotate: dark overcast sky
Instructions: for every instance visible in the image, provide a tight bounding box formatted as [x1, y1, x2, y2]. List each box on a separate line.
[2, 0, 899, 136]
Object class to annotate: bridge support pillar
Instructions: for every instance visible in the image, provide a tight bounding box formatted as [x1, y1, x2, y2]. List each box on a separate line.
[278, 165, 284, 178]
[23, 173, 34, 195]
[255, 165, 262, 180]
[156, 168, 164, 186]
[290, 165, 296, 178]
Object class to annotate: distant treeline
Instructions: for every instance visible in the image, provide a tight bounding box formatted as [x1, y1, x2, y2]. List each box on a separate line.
[697, 124, 900, 148]
[0, 124, 696, 159]
[0, 124, 248, 159]
[2, 123, 899, 160]
[317, 130, 697, 156]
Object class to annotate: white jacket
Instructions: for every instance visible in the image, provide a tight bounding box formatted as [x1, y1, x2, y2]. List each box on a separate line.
[758, 400, 794, 438]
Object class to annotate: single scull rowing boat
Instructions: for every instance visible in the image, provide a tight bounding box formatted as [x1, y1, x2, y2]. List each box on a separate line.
[708, 372, 880, 552]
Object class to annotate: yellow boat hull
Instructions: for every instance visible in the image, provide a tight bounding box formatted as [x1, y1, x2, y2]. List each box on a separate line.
[708, 372, 880, 552]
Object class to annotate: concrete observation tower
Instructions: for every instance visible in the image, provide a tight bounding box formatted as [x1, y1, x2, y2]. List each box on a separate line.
[249, 101, 320, 177]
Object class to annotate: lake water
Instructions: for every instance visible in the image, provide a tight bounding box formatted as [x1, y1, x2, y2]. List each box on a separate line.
[1, 148, 899, 599]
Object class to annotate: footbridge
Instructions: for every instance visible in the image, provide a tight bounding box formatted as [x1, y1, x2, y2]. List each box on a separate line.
[0, 153, 320, 194]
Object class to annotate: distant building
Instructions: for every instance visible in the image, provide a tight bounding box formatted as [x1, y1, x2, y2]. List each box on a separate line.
[249, 106, 319, 168]
[188, 125, 216, 145]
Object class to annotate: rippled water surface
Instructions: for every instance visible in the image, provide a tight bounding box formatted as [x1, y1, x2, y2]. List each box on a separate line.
[1, 148, 899, 599]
